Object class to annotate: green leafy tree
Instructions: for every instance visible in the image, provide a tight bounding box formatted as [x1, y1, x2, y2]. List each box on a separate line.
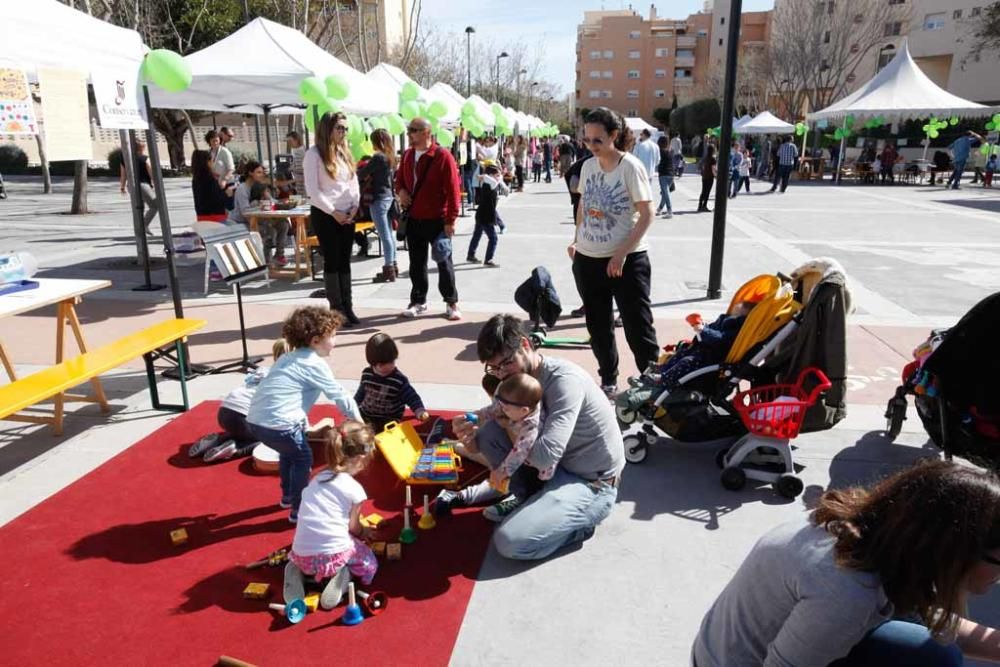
[652, 107, 671, 129]
[968, 2, 1000, 61]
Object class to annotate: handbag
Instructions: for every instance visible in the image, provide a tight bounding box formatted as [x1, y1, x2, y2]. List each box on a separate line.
[397, 150, 434, 242]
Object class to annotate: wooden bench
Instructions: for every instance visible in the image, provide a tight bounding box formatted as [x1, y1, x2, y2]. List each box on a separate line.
[0, 318, 207, 435]
[305, 221, 380, 280]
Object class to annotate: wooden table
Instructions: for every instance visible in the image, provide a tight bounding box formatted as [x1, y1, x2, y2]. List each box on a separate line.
[0, 278, 112, 428]
[246, 206, 311, 281]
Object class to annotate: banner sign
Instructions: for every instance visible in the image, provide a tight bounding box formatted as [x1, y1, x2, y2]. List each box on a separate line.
[93, 67, 147, 130]
[0, 68, 38, 135]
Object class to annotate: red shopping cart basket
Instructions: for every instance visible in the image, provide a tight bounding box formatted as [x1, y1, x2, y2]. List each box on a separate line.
[733, 367, 832, 440]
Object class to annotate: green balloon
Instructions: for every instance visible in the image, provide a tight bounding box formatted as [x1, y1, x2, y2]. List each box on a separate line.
[350, 140, 367, 162]
[143, 49, 192, 93]
[928, 129, 939, 139]
[950, 116, 959, 126]
[304, 105, 318, 132]
[400, 100, 421, 121]
[462, 101, 477, 117]
[400, 81, 420, 102]
[385, 113, 406, 135]
[317, 96, 339, 119]
[325, 75, 350, 101]
[299, 76, 326, 105]
[428, 100, 448, 119]
[436, 128, 455, 146]
[981, 144, 991, 155]
[347, 115, 365, 140]
[368, 116, 384, 131]
[468, 122, 485, 138]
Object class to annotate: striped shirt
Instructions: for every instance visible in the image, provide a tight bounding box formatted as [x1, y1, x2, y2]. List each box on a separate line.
[777, 142, 799, 166]
[354, 367, 424, 422]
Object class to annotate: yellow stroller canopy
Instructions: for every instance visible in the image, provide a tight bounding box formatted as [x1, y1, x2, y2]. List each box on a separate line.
[724, 275, 800, 364]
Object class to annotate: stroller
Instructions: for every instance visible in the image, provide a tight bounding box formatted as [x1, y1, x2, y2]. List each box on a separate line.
[884, 291, 1000, 468]
[619, 263, 849, 498]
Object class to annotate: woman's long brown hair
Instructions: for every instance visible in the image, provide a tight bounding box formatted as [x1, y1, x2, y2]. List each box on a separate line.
[813, 460, 1000, 637]
[315, 111, 355, 180]
[369, 128, 396, 169]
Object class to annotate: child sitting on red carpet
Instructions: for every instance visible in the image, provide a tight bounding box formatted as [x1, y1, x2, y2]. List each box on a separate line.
[355, 332, 430, 433]
[284, 420, 379, 609]
[188, 339, 287, 463]
[247, 307, 362, 522]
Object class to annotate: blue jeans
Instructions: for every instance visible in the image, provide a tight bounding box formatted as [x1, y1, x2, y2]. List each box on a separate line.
[829, 620, 963, 666]
[468, 221, 498, 261]
[369, 195, 396, 267]
[729, 169, 741, 197]
[249, 421, 311, 516]
[657, 174, 673, 213]
[475, 421, 618, 560]
[463, 163, 479, 204]
[947, 159, 967, 188]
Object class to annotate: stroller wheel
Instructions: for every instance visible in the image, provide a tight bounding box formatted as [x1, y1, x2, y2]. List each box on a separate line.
[774, 474, 804, 499]
[623, 434, 649, 464]
[715, 447, 730, 470]
[720, 466, 746, 491]
[616, 404, 638, 426]
[884, 394, 907, 441]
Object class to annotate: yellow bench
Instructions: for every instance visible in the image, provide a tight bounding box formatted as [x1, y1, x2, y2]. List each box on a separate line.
[0, 318, 207, 434]
[305, 221, 381, 279]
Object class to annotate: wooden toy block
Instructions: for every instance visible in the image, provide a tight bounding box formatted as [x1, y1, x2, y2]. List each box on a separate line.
[386, 542, 402, 561]
[170, 528, 188, 546]
[371, 541, 387, 557]
[243, 582, 271, 600]
[361, 513, 384, 528]
[303, 593, 320, 612]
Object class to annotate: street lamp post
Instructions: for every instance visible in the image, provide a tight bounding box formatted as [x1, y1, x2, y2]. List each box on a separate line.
[495, 51, 509, 103]
[516, 68, 527, 110]
[465, 26, 475, 97]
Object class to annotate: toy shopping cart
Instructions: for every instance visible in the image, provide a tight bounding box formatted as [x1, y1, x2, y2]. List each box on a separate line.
[375, 419, 463, 486]
[716, 367, 831, 499]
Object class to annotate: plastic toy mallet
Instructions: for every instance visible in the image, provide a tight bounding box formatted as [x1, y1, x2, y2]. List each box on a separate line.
[357, 589, 389, 616]
[399, 507, 417, 544]
[417, 493, 436, 530]
[268, 598, 308, 624]
[404, 484, 412, 508]
[341, 582, 364, 626]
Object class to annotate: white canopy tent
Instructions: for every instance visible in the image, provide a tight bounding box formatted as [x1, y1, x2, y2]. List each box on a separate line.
[148, 18, 396, 116]
[465, 95, 497, 129]
[429, 82, 467, 123]
[365, 64, 461, 125]
[733, 114, 753, 131]
[736, 111, 796, 135]
[625, 117, 657, 133]
[807, 40, 1000, 124]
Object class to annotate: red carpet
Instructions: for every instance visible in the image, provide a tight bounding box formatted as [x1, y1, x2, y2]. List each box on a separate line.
[0, 402, 493, 666]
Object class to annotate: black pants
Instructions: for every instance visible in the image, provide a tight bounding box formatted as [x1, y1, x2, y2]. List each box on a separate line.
[572, 251, 659, 386]
[515, 165, 525, 190]
[771, 164, 793, 192]
[311, 206, 355, 310]
[698, 176, 714, 210]
[217, 406, 258, 457]
[406, 217, 458, 305]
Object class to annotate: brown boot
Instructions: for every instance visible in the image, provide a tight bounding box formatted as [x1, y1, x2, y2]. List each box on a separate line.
[372, 265, 395, 283]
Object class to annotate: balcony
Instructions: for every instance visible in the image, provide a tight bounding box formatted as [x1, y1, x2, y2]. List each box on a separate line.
[677, 35, 697, 48]
[673, 77, 693, 86]
[674, 56, 696, 67]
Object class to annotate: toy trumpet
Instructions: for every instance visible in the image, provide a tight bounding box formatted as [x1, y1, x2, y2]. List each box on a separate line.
[357, 589, 388, 616]
[269, 598, 308, 624]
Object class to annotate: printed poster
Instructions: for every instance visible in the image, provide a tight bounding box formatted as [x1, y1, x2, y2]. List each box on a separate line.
[92, 67, 147, 130]
[38, 67, 92, 162]
[0, 68, 38, 135]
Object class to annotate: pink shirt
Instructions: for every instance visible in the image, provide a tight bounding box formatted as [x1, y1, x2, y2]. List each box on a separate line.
[303, 146, 359, 216]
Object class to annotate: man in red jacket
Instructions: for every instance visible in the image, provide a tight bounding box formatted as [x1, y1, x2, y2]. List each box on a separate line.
[395, 117, 463, 320]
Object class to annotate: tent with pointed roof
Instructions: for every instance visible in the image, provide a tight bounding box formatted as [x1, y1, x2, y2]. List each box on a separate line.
[734, 111, 795, 135]
[733, 114, 753, 130]
[807, 40, 999, 123]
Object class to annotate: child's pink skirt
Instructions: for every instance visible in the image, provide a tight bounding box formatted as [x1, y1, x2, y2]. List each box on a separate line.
[289, 536, 378, 585]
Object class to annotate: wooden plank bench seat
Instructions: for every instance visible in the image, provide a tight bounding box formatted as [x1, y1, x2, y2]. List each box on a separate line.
[0, 317, 207, 434]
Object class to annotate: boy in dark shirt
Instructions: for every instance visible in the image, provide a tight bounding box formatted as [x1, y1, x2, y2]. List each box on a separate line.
[355, 333, 429, 432]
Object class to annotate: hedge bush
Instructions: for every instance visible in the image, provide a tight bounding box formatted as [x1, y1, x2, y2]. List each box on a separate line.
[0, 144, 29, 171]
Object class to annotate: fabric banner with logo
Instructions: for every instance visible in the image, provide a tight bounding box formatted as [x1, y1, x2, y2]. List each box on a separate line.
[92, 67, 147, 130]
[0, 68, 38, 135]
[38, 67, 92, 162]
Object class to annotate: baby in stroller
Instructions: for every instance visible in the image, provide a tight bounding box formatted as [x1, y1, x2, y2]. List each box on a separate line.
[617, 300, 757, 417]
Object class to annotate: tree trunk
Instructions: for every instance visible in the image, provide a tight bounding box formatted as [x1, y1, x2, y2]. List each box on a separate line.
[70, 160, 88, 214]
[34, 133, 51, 194]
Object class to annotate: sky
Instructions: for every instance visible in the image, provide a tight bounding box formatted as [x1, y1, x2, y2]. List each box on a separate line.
[417, 0, 775, 97]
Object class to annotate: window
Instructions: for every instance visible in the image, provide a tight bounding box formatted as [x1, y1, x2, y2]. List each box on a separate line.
[626, 109, 639, 116]
[972, 7, 982, 17]
[655, 47, 669, 57]
[655, 69, 667, 78]
[590, 50, 601, 59]
[877, 46, 896, 70]
[953, 9, 962, 19]
[676, 49, 694, 58]
[588, 90, 601, 99]
[601, 90, 613, 98]
[888, 0, 905, 4]
[884, 21, 902, 36]
[697, 29, 708, 36]
[629, 30, 641, 39]
[675, 69, 691, 78]
[718, 38, 723, 46]
[823, 30, 831, 43]
[602, 70, 613, 79]
[603, 49, 614, 58]
[820, 59, 830, 71]
[627, 90, 640, 98]
[654, 89, 666, 98]
[628, 70, 640, 78]
[923, 12, 945, 30]
[720, 16, 725, 25]
[826, 1, 835, 15]
[628, 50, 641, 59]
[589, 70, 601, 79]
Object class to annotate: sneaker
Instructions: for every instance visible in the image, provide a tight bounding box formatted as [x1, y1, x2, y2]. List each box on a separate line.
[664, 211, 673, 219]
[497, 226, 506, 235]
[274, 255, 288, 267]
[400, 303, 428, 318]
[279, 497, 293, 509]
[203, 440, 238, 463]
[320, 566, 352, 610]
[466, 256, 481, 264]
[446, 304, 462, 321]
[189, 433, 220, 457]
[483, 496, 523, 523]
[601, 384, 618, 400]
[283, 561, 306, 604]
[433, 488, 465, 517]
[288, 511, 298, 524]
[484, 260, 499, 267]
[570, 306, 586, 318]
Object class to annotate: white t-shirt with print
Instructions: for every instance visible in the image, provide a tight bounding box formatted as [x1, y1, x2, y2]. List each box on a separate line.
[575, 152, 652, 259]
[292, 470, 366, 556]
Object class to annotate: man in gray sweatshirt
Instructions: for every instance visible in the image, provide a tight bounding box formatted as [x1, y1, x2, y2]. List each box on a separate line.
[453, 314, 624, 560]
